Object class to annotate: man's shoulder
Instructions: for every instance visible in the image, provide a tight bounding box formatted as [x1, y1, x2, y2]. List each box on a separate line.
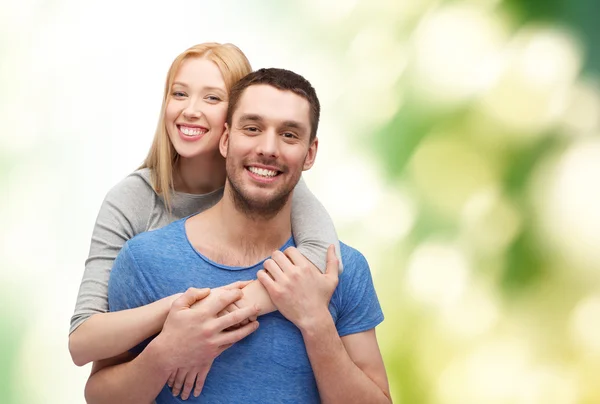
[336, 242, 374, 288]
[339, 242, 369, 271]
[124, 218, 186, 256]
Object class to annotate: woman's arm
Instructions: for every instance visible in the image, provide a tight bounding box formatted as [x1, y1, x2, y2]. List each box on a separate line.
[69, 294, 180, 366]
[291, 177, 343, 273]
[69, 173, 163, 366]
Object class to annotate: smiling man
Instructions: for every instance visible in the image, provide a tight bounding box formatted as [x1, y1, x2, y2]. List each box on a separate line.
[86, 68, 390, 403]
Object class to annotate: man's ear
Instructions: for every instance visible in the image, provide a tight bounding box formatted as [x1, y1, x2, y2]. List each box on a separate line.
[220, 123, 230, 158]
[303, 137, 318, 171]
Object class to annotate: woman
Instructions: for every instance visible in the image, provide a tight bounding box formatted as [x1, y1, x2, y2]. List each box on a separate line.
[69, 43, 341, 399]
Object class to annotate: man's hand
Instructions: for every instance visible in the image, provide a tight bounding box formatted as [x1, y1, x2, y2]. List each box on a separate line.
[153, 286, 260, 400]
[169, 280, 256, 397]
[257, 245, 339, 331]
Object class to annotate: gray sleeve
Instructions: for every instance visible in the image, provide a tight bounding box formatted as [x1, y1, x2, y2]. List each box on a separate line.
[69, 175, 156, 334]
[291, 177, 344, 273]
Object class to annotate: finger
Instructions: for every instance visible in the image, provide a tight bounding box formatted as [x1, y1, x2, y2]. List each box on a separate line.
[284, 247, 322, 273]
[172, 368, 189, 397]
[263, 258, 284, 282]
[219, 320, 260, 346]
[271, 250, 295, 272]
[282, 246, 306, 266]
[203, 288, 244, 315]
[216, 304, 260, 331]
[256, 269, 277, 293]
[172, 288, 211, 310]
[217, 302, 237, 318]
[326, 245, 340, 280]
[180, 370, 198, 401]
[219, 280, 253, 290]
[167, 370, 177, 388]
[225, 302, 239, 313]
[256, 269, 278, 300]
[193, 368, 210, 397]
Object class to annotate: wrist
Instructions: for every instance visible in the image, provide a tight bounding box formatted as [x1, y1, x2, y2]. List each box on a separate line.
[298, 308, 334, 337]
[145, 334, 177, 376]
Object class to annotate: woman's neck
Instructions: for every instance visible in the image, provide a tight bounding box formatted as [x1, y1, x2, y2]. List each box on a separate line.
[173, 153, 226, 194]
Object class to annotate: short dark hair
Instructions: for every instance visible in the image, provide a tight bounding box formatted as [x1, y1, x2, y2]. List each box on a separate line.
[226, 68, 320, 142]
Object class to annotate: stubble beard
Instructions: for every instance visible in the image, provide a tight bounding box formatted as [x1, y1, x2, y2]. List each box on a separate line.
[226, 158, 299, 221]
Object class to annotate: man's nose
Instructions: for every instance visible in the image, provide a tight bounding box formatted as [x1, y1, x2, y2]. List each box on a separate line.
[256, 131, 279, 158]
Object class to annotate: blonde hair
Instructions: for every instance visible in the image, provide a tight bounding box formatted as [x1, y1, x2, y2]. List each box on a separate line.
[140, 43, 252, 211]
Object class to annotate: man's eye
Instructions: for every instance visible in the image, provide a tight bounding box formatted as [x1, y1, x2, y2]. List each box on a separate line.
[245, 127, 259, 133]
[282, 132, 297, 139]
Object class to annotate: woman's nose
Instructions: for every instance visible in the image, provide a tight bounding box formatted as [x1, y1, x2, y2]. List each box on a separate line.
[182, 100, 203, 119]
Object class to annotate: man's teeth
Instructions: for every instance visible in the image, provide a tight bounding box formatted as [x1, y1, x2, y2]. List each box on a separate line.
[180, 126, 207, 136]
[248, 167, 278, 177]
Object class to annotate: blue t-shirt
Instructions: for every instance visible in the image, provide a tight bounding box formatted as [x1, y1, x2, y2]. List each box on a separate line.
[108, 217, 384, 404]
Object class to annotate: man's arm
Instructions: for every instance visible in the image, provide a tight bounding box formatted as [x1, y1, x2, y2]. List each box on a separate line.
[257, 245, 391, 404]
[301, 316, 391, 403]
[84, 287, 260, 404]
[85, 344, 171, 404]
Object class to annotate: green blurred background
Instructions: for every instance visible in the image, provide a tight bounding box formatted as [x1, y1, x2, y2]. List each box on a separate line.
[2, 0, 600, 403]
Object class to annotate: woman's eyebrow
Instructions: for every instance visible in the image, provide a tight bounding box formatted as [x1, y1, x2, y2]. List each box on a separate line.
[171, 82, 226, 93]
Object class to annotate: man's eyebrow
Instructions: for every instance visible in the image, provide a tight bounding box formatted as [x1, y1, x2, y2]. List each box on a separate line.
[280, 120, 307, 131]
[237, 114, 264, 123]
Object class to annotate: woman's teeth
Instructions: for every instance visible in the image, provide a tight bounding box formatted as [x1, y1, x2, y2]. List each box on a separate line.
[180, 126, 207, 136]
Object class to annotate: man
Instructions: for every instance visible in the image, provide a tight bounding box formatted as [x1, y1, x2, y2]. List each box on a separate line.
[85, 68, 391, 403]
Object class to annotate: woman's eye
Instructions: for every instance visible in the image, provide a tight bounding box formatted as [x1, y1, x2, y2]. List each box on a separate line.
[206, 95, 221, 102]
[172, 91, 186, 98]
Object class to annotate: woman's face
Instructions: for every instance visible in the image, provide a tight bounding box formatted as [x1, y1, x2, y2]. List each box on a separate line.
[165, 57, 228, 159]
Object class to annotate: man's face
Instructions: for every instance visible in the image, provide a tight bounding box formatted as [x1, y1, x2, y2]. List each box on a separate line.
[220, 84, 318, 217]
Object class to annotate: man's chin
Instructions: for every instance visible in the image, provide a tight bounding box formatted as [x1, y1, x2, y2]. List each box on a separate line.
[232, 189, 291, 217]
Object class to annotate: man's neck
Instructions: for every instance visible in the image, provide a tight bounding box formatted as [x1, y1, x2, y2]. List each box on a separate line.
[186, 188, 292, 267]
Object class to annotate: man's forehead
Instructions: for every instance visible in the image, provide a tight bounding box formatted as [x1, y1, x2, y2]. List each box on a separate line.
[233, 85, 311, 127]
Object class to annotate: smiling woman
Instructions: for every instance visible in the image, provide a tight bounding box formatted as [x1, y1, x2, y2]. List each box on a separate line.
[68, 42, 344, 401]
[166, 59, 229, 155]
[163, 58, 230, 192]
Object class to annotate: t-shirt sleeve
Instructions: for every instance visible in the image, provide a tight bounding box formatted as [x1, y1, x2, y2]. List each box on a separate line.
[291, 177, 344, 273]
[334, 247, 384, 337]
[108, 242, 142, 312]
[69, 174, 155, 335]
[108, 243, 156, 355]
